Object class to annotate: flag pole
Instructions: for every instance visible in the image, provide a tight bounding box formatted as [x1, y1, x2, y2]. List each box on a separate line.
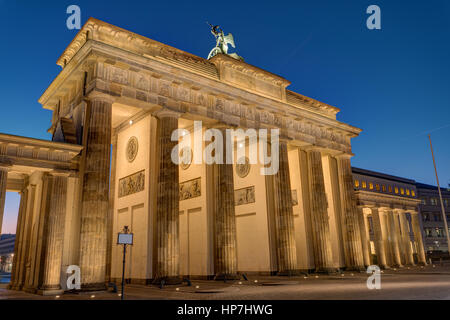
[428, 134, 450, 254]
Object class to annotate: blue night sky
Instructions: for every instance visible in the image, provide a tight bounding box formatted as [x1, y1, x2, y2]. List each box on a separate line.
[1, 0, 449, 233]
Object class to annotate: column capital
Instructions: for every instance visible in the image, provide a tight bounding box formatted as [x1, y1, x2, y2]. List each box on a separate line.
[85, 91, 115, 104]
[48, 170, 71, 178]
[0, 164, 12, 172]
[154, 108, 183, 119]
[334, 152, 355, 160]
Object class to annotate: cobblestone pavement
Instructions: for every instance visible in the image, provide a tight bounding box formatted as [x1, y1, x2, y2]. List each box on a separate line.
[1, 263, 450, 300]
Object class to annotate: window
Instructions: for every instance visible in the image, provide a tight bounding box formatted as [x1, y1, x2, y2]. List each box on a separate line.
[431, 198, 438, 206]
[382, 185, 386, 192]
[425, 228, 433, 237]
[369, 182, 374, 190]
[436, 228, 444, 238]
[434, 214, 441, 222]
[411, 190, 416, 197]
[388, 185, 393, 193]
[445, 199, 449, 207]
[421, 198, 426, 205]
[362, 181, 367, 189]
[400, 188, 405, 195]
[395, 187, 399, 194]
[354, 180, 360, 188]
[375, 183, 380, 191]
[406, 189, 410, 196]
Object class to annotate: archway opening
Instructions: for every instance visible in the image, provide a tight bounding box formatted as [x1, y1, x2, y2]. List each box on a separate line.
[0, 192, 20, 284]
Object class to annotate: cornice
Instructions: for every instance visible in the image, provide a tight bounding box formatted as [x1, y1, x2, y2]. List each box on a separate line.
[48, 18, 360, 129]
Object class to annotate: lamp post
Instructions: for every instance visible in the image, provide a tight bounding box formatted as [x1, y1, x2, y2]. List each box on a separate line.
[428, 135, 450, 254]
[117, 226, 133, 300]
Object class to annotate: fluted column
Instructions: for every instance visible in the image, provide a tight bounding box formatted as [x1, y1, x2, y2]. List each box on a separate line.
[370, 207, 387, 268]
[398, 211, 414, 265]
[386, 210, 402, 267]
[212, 126, 238, 279]
[357, 206, 371, 266]
[16, 184, 35, 290]
[106, 135, 118, 282]
[411, 212, 427, 265]
[336, 156, 365, 270]
[8, 189, 27, 290]
[272, 141, 297, 274]
[39, 174, 68, 295]
[0, 167, 9, 234]
[306, 149, 335, 273]
[155, 109, 180, 282]
[79, 95, 112, 290]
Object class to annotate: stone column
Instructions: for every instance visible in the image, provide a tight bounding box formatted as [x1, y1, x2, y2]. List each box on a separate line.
[17, 184, 35, 290]
[39, 174, 68, 295]
[8, 188, 27, 290]
[0, 167, 9, 234]
[386, 210, 402, 267]
[411, 212, 427, 265]
[336, 156, 365, 270]
[306, 149, 335, 273]
[357, 206, 371, 266]
[154, 109, 181, 282]
[398, 211, 414, 265]
[212, 126, 238, 279]
[272, 141, 297, 274]
[105, 135, 118, 283]
[79, 94, 112, 290]
[370, 207, 387, 268]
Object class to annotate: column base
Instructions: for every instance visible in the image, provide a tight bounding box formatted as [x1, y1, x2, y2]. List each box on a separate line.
[8, 284, 23, 291]
[152, 276, 182, 285]
[22, 286, 38, 294]
[343, 266, 366, 272]
[314, 267, 340, 274]
[81, 282, 107, 291]
[37, 289, 63, 296]
[213, 273, 240, 281]
[276, 270, 304, 277]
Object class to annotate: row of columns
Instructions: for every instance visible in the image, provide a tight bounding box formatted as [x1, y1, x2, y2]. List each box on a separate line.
[6, 172, 69, 294]
[359, 206, 427, 268]
[152, 108, 365, 278]
[2, 95, 366, 291]
[2, 95, 387, 291]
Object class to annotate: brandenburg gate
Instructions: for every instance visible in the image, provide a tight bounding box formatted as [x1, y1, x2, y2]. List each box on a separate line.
[0, 18, 408, 294]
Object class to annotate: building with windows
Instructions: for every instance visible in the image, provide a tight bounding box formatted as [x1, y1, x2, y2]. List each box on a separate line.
[352, 167, 426, 268]
[0, 234, 15, 273]
[416, 183, 450, 253]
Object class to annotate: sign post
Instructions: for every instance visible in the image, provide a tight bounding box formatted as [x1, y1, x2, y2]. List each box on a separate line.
[117, 226, 133, 300]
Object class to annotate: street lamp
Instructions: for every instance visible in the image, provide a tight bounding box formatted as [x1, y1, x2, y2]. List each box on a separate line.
[117, 226, 133, 300]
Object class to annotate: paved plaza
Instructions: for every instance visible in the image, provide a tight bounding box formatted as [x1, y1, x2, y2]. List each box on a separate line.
[1, 263, 450, 300]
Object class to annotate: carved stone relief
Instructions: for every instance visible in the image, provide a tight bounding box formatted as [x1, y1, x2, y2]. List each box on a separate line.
[235, 156, 250, 178]
[179, 177, 201, 201]
[118, 170, 145, 198]
[234, 186, 255, 206]
[126, 136, 139, 162]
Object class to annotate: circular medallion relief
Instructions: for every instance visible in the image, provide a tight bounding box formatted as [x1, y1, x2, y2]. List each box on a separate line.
[179, 147, 193, 170]
[236, 156, 250, 178]
[126, 136, 139, 163]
